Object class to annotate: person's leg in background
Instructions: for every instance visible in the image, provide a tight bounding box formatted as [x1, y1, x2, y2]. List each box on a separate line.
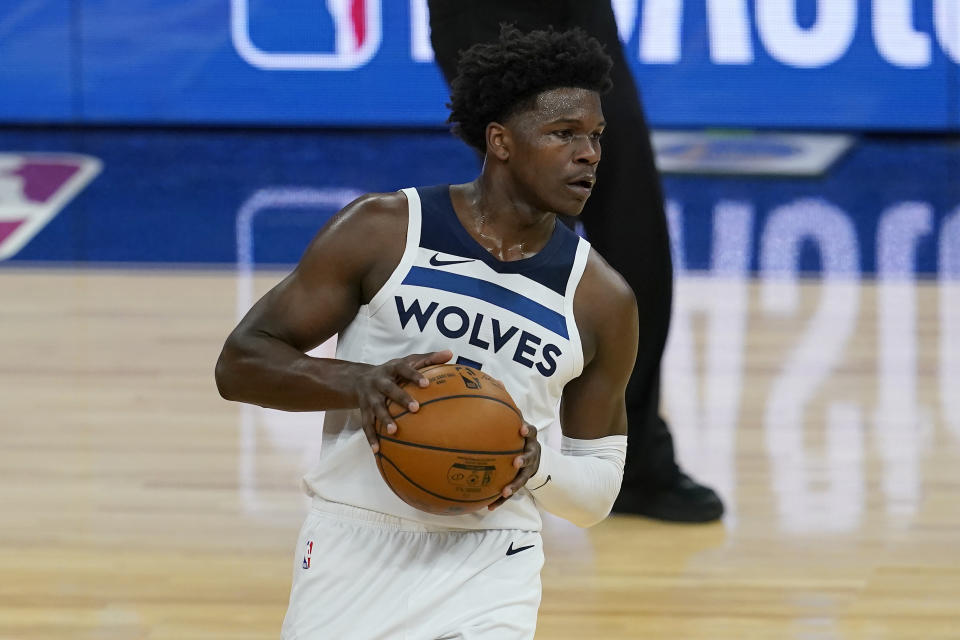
[563, 1, 722, 523]
[428, 0, 722, 522]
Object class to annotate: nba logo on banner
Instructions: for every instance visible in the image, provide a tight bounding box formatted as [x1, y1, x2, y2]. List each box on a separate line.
[231, 0, 381, 70]
[0, 154, 102, 261]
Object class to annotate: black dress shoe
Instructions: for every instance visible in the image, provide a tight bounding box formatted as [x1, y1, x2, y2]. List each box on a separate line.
[611, 473, 724, 523]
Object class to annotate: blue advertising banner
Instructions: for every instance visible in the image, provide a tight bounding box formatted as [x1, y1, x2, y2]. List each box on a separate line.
[1, 128, 958, 279]
[0, 1, 74, 121]
[77, 0, 448, 125]
[621, 1, 960, 130]
[1, 1, 959, 129]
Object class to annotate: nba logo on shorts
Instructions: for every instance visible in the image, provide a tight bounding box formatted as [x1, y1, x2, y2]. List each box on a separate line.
[0, 154, 102, 261]
[302, 540, 314, 569]
[231, 0, 382, 70]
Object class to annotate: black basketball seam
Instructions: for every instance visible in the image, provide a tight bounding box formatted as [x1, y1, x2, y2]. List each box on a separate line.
[390, 394, 522, 420]
[376, 453, 502, 504]
[378, 434, 524, 456]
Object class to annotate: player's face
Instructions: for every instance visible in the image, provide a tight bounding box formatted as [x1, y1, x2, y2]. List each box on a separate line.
[503, 88, 605, 216]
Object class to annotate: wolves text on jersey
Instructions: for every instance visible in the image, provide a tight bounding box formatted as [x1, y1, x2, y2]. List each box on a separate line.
[395, 296, 561, 377]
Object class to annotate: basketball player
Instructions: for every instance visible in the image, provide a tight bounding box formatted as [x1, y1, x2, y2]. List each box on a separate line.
[216, 27, 636, 639]
[428, 0, 724, 522]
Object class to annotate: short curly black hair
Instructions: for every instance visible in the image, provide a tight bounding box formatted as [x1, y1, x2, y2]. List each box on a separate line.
[447, 25, 614, 152]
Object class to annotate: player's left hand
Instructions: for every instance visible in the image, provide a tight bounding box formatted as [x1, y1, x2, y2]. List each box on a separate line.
[488, 422, 540, 511]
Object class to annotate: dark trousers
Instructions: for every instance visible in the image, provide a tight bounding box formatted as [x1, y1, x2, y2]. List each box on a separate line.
[428, 0, 679, 489]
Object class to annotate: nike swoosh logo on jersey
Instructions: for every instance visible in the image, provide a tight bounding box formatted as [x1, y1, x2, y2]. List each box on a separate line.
[506, 542, 536, 556]
[429, 253, 474, 267]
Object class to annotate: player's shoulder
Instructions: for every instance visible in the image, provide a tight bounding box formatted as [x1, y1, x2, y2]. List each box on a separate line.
[580, 248, 636, 313]
[298, 190, 410, 271]
[573, 248, 638, 361]
[314, 191, 409, 247]
[335, 190, 410, 229]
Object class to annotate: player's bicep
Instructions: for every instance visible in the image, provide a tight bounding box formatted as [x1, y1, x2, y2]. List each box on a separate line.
[560, 355, 629, 440]
[561, 272, 639, 439]
[230, 197, 394, 353]
[243, 255, 361, 353]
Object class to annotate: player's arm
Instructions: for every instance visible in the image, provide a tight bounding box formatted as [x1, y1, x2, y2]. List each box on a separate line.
[524, 250, 638, 527]
[215, 192, 451, 451]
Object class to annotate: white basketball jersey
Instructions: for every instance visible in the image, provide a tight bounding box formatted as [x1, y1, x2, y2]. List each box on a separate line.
[301, 185, 591, 531]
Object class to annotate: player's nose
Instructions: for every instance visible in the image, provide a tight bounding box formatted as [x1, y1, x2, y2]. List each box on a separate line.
[573, 135, 601, 165]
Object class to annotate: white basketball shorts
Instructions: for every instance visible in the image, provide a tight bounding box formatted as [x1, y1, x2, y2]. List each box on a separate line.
[281, 499, 544, 640]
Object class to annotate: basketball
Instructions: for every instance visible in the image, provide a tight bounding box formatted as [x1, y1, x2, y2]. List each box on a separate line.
[375, 364, 524, 515]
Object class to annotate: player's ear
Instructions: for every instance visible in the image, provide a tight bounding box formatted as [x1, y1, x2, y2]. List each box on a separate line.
[486, 122, 510, 161]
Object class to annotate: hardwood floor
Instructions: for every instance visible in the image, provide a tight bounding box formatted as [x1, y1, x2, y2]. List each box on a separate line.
[1, 268, 957, 639]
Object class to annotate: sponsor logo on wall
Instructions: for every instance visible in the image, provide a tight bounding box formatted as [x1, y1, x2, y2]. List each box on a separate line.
[0, 154, 102, 260]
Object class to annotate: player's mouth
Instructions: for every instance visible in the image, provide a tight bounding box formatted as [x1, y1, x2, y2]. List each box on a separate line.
[565, 174, 595, 198]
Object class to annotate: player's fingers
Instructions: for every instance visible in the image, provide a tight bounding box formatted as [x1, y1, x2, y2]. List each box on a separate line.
[371, 400, 398, 437]
[514, 423, 538, 468]
[515, 445, 539, 470]
[392, 361, 430, 390]
[499, 458, 536, 501]
[408, 349, 453, 372]
[375, 377, 418, 415]
[503, 429, 541, 497]
[358, 403, 379, 454]
[503, 458, 537, 497]
[425, 349, 453, 365]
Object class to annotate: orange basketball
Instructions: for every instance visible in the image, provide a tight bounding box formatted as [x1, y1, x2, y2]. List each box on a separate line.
[375, 364, 524, 515]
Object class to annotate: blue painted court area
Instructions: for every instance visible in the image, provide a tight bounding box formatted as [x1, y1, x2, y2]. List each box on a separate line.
[0, 127, 958, 279]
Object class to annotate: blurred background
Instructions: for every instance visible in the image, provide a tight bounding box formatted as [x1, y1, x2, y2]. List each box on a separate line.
[2, 1, 959, 638]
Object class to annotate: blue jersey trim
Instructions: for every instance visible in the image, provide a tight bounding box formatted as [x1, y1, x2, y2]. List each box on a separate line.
[402, 266, 569, 339]
[416, 184, 580, 296]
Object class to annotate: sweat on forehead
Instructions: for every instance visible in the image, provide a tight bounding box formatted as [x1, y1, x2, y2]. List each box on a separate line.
[506, 88, 603, 124]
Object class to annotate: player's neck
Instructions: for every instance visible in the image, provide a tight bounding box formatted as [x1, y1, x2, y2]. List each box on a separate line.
[452, 176, 555, 262]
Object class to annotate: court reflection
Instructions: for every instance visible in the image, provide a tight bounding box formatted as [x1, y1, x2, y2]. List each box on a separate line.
[664, 196, 959, 535]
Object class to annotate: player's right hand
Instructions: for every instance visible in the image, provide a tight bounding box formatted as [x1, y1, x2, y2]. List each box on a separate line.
[353, 350, 453, 453]
[488, 422, 540, 511]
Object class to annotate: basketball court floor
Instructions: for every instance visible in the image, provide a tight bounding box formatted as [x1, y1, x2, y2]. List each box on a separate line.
[1, 129, 959, 638]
